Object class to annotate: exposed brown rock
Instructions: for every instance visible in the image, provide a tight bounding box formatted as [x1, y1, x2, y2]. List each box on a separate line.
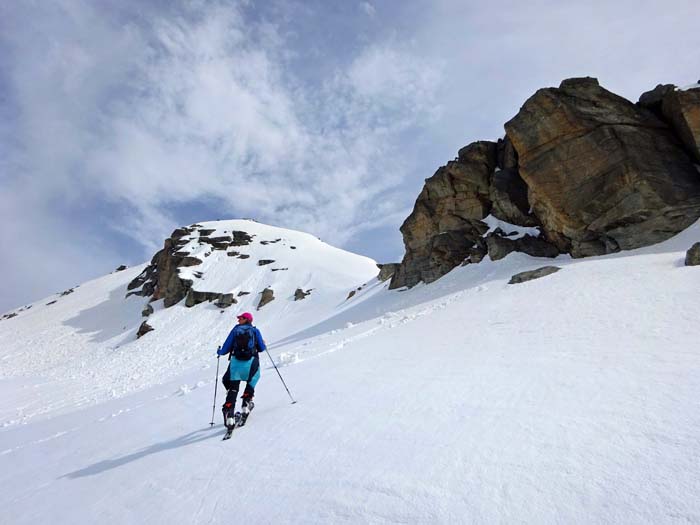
[508, 266, 561, 284]
[505, 77, 700, 258]
[390, 141, 496, 288]
[685, 242, 700, 266]
[257, 288, 275, 309]
[185, 290, 236, 308]
[230, 231, 254, 246]
[136, 321, 154, 338]
[486, 233, 559, 261]
[377, 263, 399, 282]
[638, 84, 675, 114]
[294, 288, 311, 301]
[661, 86, 700, 162]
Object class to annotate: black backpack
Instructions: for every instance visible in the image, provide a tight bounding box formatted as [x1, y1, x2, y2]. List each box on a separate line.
[232, 324, 258, 360]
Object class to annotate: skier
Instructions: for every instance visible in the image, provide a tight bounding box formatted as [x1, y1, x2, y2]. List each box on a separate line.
[217, 312, 267, 429]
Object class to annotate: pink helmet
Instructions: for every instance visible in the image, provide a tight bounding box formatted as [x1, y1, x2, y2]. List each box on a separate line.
[237, 312, 253, 323]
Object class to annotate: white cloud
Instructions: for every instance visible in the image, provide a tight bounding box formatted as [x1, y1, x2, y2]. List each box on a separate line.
[2, 0, 442, 274]
[360, 2, 376, 17]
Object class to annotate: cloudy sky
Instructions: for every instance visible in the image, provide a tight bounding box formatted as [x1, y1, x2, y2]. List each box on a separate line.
[1, 0, 698, 312]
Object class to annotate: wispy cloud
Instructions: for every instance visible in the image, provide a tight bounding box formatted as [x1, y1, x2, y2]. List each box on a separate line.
[4, 0, 440, 247]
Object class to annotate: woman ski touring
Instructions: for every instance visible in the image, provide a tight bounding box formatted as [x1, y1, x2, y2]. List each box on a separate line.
[217, 312, 266, 435]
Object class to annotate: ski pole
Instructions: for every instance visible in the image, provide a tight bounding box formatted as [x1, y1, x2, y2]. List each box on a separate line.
[265, 350, 296, 404]
[209, 349, 221, 426]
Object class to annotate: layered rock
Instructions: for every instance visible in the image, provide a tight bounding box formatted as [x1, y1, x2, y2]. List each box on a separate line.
[661, 86, 700, 162]
[392, 77, 700, 289]
[390, 142, 497, 288]
[505, 77, 700, 257]
[390, 141, 550, 288]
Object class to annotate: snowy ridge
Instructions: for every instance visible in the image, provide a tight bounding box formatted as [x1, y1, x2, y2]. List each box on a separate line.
[1, 220, 700, 523]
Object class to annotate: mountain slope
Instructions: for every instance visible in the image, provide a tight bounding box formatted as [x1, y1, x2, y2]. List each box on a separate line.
[1, 221, 700, 523]
[0, 220, 379, 425]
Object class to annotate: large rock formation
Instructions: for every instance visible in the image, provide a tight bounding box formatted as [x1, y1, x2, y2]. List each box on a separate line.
[390, 78, 700, 289]
[505, 77, 700, 257]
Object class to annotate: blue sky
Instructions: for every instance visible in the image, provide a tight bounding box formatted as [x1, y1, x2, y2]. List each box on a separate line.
[1, 0, 699, 312]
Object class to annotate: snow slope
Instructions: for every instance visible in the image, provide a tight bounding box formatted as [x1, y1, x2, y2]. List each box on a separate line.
[1, 220, 700, 524]
[0, 220, 378, 425]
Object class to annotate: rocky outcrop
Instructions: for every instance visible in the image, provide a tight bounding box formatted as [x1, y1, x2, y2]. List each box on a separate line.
[685, 242, 700, 266]
[505, 77, 700, 258]
[126, 226, 197, 306]
[257, 288, 275, 309]
[391, 77, 700, 289]
[258, 259, 275, 266]
[508, 266, 561, 284]
[136, 321, 154, 338]
[390, 142, 496, 288]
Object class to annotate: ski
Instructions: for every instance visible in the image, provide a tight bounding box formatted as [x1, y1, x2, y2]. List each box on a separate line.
[222, 412, 242, 440]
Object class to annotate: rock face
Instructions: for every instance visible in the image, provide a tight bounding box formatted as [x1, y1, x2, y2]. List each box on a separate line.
[391, 77, 700, 289]
[390, 142, 497, 288]
[126, 226, 196, 306]
[505, 77, 700, 258]
[661, 87, 700, 162]
[685, 242, 700, 266]
[508, 266, 561, 284]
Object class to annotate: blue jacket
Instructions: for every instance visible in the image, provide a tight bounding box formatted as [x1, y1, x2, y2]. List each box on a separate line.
[217, 324, 267, 356]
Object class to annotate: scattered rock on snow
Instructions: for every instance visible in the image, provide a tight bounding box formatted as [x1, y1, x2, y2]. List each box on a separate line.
[346, 290, 356, 300]
[230, 231, 254, 246]
[136, 321, 154, 338]
[294, 288, 311, 301]
[114, 265, 128, 272]
[258, 259, 275, 266]
[46, 300, 57, 306]
[508, 266, 561, 284]
[684, 242, 700, 266]
[142, 303, 154, 317]
[257, 288, 275, 309]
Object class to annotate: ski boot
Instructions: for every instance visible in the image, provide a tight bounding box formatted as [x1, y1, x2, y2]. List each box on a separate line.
[222, 402, 236, 430]
[240, 395, 254, 427]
